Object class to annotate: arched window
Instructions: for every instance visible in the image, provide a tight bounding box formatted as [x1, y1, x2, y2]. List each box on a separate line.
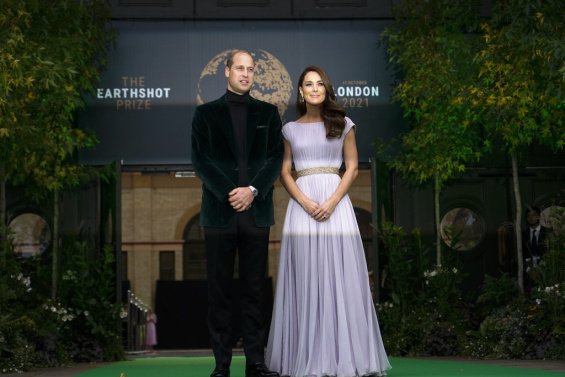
[354, 207, 373, 266]
[354, 207, 376, 299]
[182, 215, 206, 280]
[440, 207, 486, 251]
[182, 214, 241, 280]
[8, 213, 51, 258]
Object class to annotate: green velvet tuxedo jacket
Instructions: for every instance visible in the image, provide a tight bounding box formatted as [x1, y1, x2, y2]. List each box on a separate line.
[191, 93, 283, 228]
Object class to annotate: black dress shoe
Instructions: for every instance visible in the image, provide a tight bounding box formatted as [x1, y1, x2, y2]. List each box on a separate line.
[210, 365, 230, 377]
[245, 362, 280, 377]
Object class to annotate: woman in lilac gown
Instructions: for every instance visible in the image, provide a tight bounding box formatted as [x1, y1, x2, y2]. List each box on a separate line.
[265, 66, 391, 377]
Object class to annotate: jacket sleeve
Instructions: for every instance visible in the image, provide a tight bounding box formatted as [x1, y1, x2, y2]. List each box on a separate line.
[191, 106, 236, 202]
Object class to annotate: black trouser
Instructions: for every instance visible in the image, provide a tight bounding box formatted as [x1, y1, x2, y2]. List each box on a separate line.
[204, 210, 270, 367]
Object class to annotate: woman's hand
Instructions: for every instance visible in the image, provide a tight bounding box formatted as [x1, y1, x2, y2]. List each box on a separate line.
[300, 197, 321, 219]
[312, 198, 338, 222]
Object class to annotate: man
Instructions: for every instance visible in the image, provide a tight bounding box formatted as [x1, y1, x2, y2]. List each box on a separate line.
[523, 206, 550, 262]
[522, 205, 551, 291]
[191, 50, 283, 377]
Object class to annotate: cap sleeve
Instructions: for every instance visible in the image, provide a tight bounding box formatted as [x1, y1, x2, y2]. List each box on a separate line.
[282, 122, 292, 140]
[343, 117, 355, 137]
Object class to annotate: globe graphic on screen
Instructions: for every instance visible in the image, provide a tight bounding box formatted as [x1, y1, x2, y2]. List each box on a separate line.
[196, 49, 293, 119]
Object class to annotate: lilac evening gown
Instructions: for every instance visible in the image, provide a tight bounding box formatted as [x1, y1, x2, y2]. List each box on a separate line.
[266, 118, 391, 377]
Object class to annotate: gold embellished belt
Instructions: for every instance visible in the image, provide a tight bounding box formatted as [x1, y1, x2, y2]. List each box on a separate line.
[296, 167, 340, 178]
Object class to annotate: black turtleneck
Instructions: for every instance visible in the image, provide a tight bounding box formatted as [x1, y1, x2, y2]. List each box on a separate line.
[226, 89, 249, 185]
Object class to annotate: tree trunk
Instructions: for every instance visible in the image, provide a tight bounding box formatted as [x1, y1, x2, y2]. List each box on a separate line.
[511, 152, 524, 293]
[51, 189, 60, 300]
[434, 174, 442, 267]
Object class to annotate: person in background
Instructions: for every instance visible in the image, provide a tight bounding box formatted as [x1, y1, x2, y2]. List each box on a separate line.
[522, 205, 551, 291]
[265, 66, 391, 377]
[146, 307, 157, 354]
[191, 49, 284, 377]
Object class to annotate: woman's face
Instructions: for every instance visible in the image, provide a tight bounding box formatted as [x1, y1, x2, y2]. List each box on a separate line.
[300, 71, 326, 106]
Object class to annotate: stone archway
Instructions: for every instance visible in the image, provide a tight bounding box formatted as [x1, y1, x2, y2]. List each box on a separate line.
[353, 206, 373, 267]
[181, 214, 206, 280]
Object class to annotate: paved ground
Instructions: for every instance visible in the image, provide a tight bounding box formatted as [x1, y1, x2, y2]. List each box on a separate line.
[4, 351, 565, 376]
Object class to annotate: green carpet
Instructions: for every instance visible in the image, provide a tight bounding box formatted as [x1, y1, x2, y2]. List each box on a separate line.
[76, 356, 564, 377]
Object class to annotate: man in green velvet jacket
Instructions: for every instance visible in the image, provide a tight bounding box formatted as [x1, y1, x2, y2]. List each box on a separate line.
[191, 50, 283, 377]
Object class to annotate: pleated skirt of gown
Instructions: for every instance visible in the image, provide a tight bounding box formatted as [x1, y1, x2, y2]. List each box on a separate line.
[266, 173, 391, 377]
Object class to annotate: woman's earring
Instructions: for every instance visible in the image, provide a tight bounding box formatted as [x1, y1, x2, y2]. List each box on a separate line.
[299, 93, 304, 104]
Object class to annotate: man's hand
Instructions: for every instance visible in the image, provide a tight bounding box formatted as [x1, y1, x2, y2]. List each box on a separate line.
[229, 187, 254, 212]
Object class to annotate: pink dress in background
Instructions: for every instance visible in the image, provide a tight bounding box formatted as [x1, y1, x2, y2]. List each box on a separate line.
[265, 118, 391, 377]
[146, 313, 157, 347]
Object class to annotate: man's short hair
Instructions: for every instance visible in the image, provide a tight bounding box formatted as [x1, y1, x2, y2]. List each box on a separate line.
[226, 50, 253, 68]
[525, 205, 541, 216]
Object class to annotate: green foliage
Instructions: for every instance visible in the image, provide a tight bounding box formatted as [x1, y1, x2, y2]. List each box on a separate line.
[466, 0, 565, 292]
[380, 0, 487, 267]
[377, 303, 425, 356]
[0, 231, 124, 372]
[379, 222, 428, 314]
[0, 315, 38, 373]
[0, 0, 114, 191]
[537, 206, 565, 289]
[528, 224, 565, 336]
[0, 0, 116, 303]
[422, 262, 465, 322]
[377, 220, 564, 359]
[381, 0, 485, 186]
[464, 296, 565, 359]
[477, 273, 519, 308]
[58, 237, 124, 362]
[469, 0, 565, 154]
[466, 229, 565, 359]
[378, 221, 467, 356]
[381, 0, 564, 292]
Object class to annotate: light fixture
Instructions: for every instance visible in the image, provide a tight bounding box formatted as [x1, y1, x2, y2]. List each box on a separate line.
[174, 171, 196, 178]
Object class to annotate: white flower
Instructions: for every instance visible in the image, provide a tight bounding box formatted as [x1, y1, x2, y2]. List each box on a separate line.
[61, 314, 75, 322]
[424, 270, 437, 278]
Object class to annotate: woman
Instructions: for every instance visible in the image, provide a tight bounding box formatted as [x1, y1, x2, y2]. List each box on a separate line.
[266, 66, 391, 377]
[146, 307, 158, 354]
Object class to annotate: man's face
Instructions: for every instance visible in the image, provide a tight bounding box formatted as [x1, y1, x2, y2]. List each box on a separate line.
[225, 52, 254, 95]
[526, 210, 540, 227]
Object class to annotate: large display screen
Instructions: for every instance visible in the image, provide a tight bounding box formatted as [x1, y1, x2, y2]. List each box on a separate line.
[78, 20, 405, 167]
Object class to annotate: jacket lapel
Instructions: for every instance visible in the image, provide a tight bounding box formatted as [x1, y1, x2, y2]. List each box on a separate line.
[218, 95, 238, 158]
[246, 97, 259, 158]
